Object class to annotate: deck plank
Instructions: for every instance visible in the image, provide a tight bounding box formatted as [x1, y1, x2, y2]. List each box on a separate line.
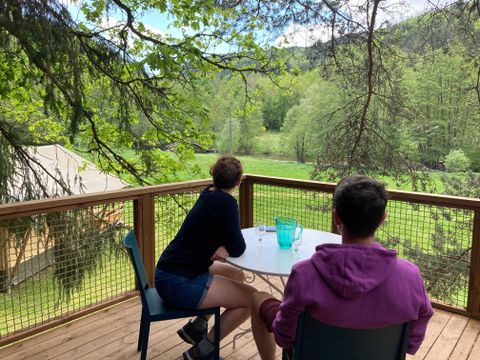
[467, 328, 480, 360]
[74, 324, 177, 359]
[448, 318, 480, 360]
[54, 312, 157, 359]
[423, 313, 469, 360]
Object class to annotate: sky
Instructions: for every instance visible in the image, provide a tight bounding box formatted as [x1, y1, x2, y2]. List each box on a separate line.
[67, 0, 457, 49]
[275, 0, 458, 47]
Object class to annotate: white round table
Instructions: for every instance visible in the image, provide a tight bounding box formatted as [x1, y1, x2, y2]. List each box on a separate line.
[226, 227, 341, 346]
[226, 228, 342, 277]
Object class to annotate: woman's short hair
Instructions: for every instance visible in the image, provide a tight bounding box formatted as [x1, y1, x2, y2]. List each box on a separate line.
[334, 175, 388, 237]
[210, 156, 243, 190]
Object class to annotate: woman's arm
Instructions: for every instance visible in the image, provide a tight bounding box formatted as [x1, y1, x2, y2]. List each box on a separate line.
[222, 197, 246, 257]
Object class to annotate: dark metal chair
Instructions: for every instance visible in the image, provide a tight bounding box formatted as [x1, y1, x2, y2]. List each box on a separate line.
[123, 230, 221, 360]
[282, 312, 411, 360]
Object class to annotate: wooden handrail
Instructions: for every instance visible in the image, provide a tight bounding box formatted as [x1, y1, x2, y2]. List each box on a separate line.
[0, 179, 212, 219]
[245, 174, 337, 192]
[246, 174, 480, 210]
[2, 175, 480, 219]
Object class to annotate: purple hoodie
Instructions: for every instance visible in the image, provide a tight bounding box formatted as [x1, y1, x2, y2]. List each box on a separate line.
[271, 242, 433, 354]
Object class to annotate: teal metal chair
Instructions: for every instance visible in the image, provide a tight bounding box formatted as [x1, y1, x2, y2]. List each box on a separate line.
[282, 312, 411, 360]
[123, 230, 221, 360]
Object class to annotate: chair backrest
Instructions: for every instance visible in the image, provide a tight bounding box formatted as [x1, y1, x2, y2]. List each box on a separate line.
[123, 230, 150, 308]
[292, 313, 411, 360]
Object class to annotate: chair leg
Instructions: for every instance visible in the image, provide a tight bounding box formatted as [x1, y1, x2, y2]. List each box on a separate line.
[213, 308, 221, 360]
[140, 321, 151, 360]
[138, 310, 146, 351]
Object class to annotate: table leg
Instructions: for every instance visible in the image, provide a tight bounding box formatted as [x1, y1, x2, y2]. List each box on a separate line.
[232, 271, 256, 348]
[244, 271, 256, 284]
[232, 325, 251, 349]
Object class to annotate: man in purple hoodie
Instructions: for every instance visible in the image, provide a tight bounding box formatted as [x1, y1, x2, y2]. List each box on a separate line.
[250, 175, 433, 360]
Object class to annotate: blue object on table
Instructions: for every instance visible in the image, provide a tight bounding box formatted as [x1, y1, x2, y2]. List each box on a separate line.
[123, 230, 221, 360]
[265, 226, 276, 232]
[274, 216, 303, 249]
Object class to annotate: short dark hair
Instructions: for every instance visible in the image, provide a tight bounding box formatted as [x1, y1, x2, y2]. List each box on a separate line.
[333, 175, 388, 237]
[210, 156, 243, 190]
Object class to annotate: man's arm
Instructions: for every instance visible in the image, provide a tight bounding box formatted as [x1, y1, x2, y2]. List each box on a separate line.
[407, 280, 434, 354]
[271, 268, 304, 349]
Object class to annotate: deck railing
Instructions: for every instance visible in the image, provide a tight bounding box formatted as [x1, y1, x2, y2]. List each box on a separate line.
[1, 174, 480, 346]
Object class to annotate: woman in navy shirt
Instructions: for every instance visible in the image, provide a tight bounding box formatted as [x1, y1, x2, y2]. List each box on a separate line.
[155, 156, 255, 360]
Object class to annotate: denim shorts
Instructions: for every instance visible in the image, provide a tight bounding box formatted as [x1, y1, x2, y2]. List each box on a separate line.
[154, 268, 213, 309]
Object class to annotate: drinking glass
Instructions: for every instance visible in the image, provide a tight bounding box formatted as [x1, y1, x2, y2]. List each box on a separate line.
[292, 237, 303, 258]
[255, 224, 267, 248]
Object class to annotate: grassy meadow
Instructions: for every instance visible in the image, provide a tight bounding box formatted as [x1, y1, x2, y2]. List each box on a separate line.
[178, 153, 451, 194]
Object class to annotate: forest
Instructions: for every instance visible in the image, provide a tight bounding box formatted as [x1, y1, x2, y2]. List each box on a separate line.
[198, 7, 480, 175]
[0, 0, 479, 202]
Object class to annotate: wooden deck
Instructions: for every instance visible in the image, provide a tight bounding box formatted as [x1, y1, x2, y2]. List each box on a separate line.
[1, 298, 479, 360]
[1, 270, 480, 360]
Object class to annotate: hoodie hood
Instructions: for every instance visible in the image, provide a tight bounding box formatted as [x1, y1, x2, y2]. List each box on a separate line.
[312, 242, 397, 298]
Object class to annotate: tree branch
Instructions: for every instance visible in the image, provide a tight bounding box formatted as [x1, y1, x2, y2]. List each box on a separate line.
[347, 0, 380, 173]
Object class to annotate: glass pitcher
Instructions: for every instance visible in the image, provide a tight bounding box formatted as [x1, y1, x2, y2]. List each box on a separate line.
[274, 216, 303, 249]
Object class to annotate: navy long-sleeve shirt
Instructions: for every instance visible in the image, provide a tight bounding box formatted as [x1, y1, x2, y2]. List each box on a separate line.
[156, 185, 246, 278]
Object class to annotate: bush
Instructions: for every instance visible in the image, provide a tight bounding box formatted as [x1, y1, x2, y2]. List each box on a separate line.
[463, 146, 480, 172]
[444, 149, 471, 172]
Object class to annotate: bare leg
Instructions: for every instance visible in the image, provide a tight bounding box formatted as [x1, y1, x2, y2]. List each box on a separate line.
[199, 275, 256, 341]
[181, 262, 248, 346]
[251, 291, 277, 360]
[191, 262, 246, 322]
[192, 261, 246, 323]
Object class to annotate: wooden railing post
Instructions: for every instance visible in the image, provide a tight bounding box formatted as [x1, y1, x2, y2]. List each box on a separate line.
[134, 193, 156, 287]
[468, 210, 480, 319]
[331, 195, 339, 234]
[331, 216, 339, 234]
[239, 177, 254, 228]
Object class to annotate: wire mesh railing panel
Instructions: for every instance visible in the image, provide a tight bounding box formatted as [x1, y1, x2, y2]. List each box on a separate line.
[0, 201, 135, 338]
[377, 201, 472, 308]
[252, 184, 333, 232]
